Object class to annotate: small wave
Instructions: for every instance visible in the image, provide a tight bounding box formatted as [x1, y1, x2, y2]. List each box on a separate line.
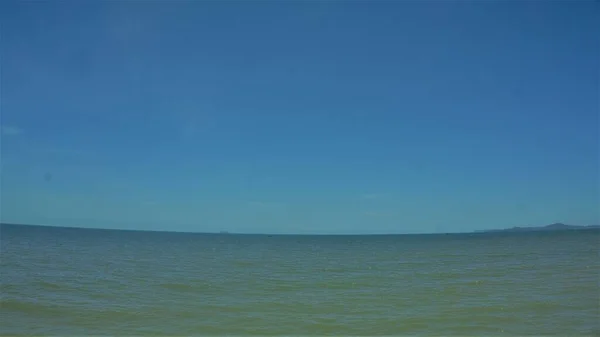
[312, 280, 375, 290]
[1, 299, 71, 317]
[34, 280, 66, 291]
[157, 281, 220, 293]
[231, 260, 259, 267]
[159, 282, 197, 292]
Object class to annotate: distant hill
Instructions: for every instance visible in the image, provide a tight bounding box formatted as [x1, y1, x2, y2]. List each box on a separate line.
[476, 223, 600, 233]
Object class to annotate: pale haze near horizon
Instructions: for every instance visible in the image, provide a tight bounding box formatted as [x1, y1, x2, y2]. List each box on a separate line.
[1, 1, 598, 234]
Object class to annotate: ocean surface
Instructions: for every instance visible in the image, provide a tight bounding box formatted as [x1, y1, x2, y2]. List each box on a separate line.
[1, 223, 599, 336]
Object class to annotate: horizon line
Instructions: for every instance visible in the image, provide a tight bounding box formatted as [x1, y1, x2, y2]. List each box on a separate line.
[2, 222, 596, 236]
[0, 222, 457, 236]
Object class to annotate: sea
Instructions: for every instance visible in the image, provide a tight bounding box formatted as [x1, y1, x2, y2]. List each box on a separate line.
[1, 223, 599, 336]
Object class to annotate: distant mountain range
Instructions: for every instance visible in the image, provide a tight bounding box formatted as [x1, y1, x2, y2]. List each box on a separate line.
[475, 223, 600, 233]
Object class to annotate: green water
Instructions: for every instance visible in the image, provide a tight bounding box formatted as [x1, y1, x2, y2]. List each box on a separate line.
[1, 224, 599, 335]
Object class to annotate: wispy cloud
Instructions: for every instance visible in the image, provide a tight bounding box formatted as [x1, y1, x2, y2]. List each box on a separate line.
[181, 122, 198, 140]
[246, 201, 288, 212]
[1, 125, 23, 136]
[247, 201, 285, 208]
[362, 193, 386, 200]
[43, 147, 87, 158]
[363, 210, 393, 217]
[140, 200, 162, 207]
[178, 111, 218, 141]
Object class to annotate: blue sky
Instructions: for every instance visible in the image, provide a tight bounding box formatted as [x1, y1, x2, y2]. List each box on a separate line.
[1, 1, 598, 234]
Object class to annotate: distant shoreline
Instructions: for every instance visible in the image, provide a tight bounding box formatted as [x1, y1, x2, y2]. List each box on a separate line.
[474, 223, 600, 233]
[1, 222, 598, 236]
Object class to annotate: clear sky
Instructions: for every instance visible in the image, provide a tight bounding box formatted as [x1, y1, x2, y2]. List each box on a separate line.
[1, 1, 598, 234]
